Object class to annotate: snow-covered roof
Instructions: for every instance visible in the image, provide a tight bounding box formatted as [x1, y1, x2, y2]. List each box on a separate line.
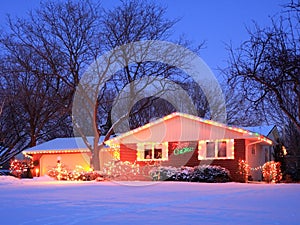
[22, 136, 107, 155]
[243, 125, 276, 137]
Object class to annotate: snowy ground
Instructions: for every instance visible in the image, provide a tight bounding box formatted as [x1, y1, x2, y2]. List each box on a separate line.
[0, 176, 299, 225]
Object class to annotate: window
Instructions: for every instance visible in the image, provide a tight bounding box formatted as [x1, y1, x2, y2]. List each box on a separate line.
[154, 146, 162, 159]
[137, 142, 168, 161]
[206, 142, 215, 157]
[198, 139, 234, 160]
[264, 148, 269, 162]
[205, 141, 227, 158]
[251, 147, 256, 155]
[144, 149, 152, 159]
[218, 141, 227, 157]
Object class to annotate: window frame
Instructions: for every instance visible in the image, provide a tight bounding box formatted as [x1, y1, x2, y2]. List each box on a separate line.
[198, 139, 234, 160]
[137, 142, 168, 161]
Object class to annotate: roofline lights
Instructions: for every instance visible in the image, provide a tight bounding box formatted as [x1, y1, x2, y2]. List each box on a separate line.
[22, 149, 91, 155]
[105, 112, 273, 146]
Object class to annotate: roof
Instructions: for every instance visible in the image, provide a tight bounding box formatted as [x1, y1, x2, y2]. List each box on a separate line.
[22, 136, 106, 155]
[105, 112, 273, 145]
[243, 125, 276, 137]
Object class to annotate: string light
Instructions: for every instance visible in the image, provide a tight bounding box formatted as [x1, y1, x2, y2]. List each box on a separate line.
[23, 149, 90, 155]
[136, 142, 168, 161]
[105, 112, 273, 146]
[198, 139, 234, 160]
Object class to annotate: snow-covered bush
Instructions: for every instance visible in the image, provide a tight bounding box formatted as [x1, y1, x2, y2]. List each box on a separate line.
[150, 166, 179, 181]
[150, 165, 231, 182]
[262, 161, 282, 183]
[191, 165, 231, 183]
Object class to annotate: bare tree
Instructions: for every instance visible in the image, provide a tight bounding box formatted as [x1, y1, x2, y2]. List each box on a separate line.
[72, 0, 208, 170]
[1, 0, 206, 170]
[0, 0, 102, 165]
[225, 2, 300, 130]
[223, 1, 300, 178]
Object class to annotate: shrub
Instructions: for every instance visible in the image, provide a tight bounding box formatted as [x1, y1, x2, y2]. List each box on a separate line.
[262, 161, 282, 183]
[237, 160, 250, 183]
[150, 165, 231, 183]
[47, 165, 103, 181]
[10, 159, 33, 178]
[191, 165, 231, 183]
[102, 160, 141, 180]
[150, 166, 180, 181]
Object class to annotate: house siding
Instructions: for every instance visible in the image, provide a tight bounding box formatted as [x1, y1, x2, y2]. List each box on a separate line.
[163, 141, 198, 168]
[120, 144, 137, 163]
[119, 139, 246, 181]
[209, 139, 245, 181]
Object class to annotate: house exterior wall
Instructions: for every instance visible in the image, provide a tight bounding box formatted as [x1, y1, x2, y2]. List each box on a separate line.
[120, 144, 137, 162]
[34, 152, 91, 176]
[119, 139, 246, 181]
[210, 139, 246, 181]
[246, 141, 272, 181]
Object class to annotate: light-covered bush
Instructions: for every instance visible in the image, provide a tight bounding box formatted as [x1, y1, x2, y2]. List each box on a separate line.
[237, 160, 250, 183]
[262, 161, 282, 183]
[102, 160, 141, 180]
[48, 165, 103, 181]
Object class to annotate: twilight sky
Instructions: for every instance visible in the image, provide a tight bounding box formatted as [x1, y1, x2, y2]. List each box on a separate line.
[0, 0, 287, 78]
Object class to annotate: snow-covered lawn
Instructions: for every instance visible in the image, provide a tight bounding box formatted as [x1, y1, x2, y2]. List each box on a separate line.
[0, 176, 299, 225]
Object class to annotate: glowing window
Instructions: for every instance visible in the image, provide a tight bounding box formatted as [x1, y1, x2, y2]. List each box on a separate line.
[137, 142, 168, 161]
[206, 142, 215, 157]
[218, 141, 227, 157]
[198, 140, 234, 160]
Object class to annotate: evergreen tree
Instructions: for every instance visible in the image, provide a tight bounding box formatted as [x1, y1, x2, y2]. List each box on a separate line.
[273, 139, 286, 176]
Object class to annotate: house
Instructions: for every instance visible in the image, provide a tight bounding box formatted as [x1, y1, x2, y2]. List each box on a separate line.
[242, 125, 279, 180]
[22, 137, 92, 176]
[105, 112, 274, 181]
[22, 136, 115, 176]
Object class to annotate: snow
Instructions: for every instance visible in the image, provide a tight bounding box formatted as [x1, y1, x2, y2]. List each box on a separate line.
[22, 136, 110, 153]
[243, 125, 275, 137]
[0, 175, 22, 185]
[0, 177, 299, 225]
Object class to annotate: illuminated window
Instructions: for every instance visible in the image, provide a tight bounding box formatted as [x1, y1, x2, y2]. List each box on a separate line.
[198, 140, 234, 160]
[218, 141, 227, 157]
[206, 142, 215, 157]
[144, 144, 152, 159]
[154, 146, 162, 159]
[137, 142, 168, 161]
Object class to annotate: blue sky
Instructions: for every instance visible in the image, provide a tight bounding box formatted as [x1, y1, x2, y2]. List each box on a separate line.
[0, 0, 287, 78]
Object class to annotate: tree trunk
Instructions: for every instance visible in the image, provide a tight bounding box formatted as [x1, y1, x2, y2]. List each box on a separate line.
[91, 135, 101, 171]
[91, 147, 101, 171]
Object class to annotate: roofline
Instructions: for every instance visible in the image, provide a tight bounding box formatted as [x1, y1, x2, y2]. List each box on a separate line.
[22, 149, 91, 155]
[105, 112, 273, 145]
[267, 125, 277, 137]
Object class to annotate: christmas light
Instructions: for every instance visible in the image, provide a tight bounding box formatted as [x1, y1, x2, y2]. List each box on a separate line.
[262, 161, 282, 183]
[238, 160, 250, 182]
[23, 149, 90, 156]
[136, 142, 168, 161]
[174, 147, 194, 155]
[105, 112, 272, 146]
[35, 168, 39, 177]
[198, 139, 234, 160]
